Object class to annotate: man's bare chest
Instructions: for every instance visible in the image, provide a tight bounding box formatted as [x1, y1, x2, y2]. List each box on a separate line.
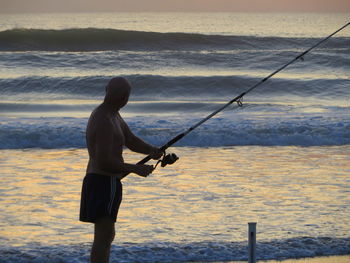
[111, 117, 125, 145]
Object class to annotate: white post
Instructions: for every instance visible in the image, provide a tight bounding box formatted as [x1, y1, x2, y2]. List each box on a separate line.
[248, 222, 257, 263]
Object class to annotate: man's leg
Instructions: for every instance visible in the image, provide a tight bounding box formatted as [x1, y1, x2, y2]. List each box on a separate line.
[91, 216, 115, 263]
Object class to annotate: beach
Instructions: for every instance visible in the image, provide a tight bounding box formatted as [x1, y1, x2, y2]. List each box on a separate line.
[0, 12, 349, 262]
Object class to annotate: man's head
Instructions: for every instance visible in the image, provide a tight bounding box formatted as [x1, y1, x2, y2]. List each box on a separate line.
[104, 77, 131, 109]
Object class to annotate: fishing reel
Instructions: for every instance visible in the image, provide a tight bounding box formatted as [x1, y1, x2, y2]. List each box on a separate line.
[160, 153, 179, 167]
[154, 151, 179, 169]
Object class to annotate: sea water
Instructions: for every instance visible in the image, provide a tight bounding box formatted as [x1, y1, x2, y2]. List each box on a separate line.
[0, 12, 349, 262]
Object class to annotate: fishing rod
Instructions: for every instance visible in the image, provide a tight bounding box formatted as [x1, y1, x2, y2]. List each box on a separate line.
[137, 21, 350, 170]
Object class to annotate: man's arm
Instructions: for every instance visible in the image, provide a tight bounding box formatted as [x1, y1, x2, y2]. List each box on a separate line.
[120, 115, 163, 158]
[94, 117, 153, 177]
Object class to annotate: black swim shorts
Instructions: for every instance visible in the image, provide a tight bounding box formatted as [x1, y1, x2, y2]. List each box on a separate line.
[79, 173, 122, 223]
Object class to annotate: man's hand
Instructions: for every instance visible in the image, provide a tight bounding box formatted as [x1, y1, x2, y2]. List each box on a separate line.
[149, 147, 164, 160]
[134, 164, 154, 177]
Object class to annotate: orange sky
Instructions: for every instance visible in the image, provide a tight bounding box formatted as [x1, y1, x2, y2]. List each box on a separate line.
[1, 0, 349, 13]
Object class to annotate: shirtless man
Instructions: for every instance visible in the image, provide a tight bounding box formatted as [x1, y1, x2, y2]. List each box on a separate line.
[79, 77, 162, 263]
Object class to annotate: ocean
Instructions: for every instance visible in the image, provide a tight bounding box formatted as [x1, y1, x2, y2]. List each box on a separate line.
[0, 12, 349, 262]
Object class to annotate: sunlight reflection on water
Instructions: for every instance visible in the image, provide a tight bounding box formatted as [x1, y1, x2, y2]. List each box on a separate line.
[0, 146, 349, 247]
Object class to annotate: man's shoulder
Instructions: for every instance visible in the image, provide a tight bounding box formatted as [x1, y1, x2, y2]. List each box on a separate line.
[88, 106, 112, 127]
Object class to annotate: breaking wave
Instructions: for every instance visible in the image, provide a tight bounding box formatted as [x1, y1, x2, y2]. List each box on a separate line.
[0, 28, 349, 51]
[1, 113, 349, 149]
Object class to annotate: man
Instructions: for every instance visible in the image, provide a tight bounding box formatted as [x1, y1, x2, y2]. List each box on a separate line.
[79, 77, 163, 263]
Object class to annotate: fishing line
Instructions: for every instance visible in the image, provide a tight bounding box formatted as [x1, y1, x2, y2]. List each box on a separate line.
[137, 21, 350, 169]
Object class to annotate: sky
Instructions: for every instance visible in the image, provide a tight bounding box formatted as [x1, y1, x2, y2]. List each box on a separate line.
[0, 0, 350, 13]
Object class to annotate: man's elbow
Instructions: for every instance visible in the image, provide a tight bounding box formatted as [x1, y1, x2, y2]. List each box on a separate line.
[125, 136, 138, 151]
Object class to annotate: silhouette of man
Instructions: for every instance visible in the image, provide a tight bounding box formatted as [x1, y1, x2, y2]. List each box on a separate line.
[79, 77, 162, 263]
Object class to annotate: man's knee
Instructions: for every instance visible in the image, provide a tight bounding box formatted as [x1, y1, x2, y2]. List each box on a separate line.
[95, 228, 115, 246]
[94, 217, 115, 245]
[109, 228, 116, 243]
